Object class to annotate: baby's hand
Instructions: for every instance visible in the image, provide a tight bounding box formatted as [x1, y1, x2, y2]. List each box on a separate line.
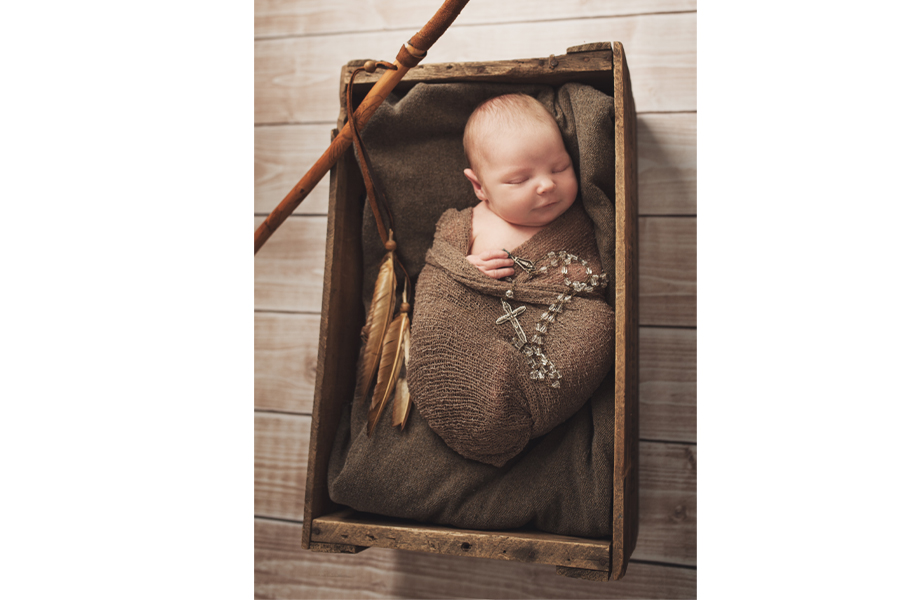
[466, 250, 515, 279]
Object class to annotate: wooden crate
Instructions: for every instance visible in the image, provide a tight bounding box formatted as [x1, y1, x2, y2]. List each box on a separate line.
[301, 41, 638, 582]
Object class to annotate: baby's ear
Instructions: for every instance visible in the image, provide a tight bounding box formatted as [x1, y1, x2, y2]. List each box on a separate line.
[464, 168, 488, 202]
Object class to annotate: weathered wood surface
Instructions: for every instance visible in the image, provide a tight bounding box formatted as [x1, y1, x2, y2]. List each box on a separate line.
[557, 566, 610, 581]
[255, 0, 698, 38]
[311, 512, 610, 571]
[301, 146, 367, 549]
[629, 443, 696, 566]
[345, 50, 614, 89]
[255, 124, 333, 215]
[637, 113, 696, 215]
[255, 12, 696, 123]
[253, 215, 695, 323]
[611, 41, 639, 580]
[256, 519, 696, 599]
[255, 315, 696, 441]
[638, 217, 696, 327]
[256, 412, 696, 567]
[255, 413, 309, 522]
[639, 327, 696, 442]
[257, 113, 694, 219]
[254, 312, 320, 413]
[254, 216, 327, 313]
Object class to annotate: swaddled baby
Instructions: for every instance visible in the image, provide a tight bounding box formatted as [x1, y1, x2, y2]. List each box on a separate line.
[407, 94, 615, 467]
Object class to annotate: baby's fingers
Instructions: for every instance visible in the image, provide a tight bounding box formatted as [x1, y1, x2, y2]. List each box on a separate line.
[479, 257, 515, 271]
[482, 266, 516, 279]
[478, 249, 511, 261]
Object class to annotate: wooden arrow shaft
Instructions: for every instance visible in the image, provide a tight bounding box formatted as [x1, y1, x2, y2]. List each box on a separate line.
[254, 0, 469, 254]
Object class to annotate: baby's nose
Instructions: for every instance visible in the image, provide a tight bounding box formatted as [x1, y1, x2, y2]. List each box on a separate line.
[537, 177, 557, 194]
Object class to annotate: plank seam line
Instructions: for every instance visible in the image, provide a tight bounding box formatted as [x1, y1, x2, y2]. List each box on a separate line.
[639, 214, 697, 218]
[254, 308, 321, 316]
[255, 408, 313, 417]
[255, 515, 304, 525]
[638, 110, 697, 115]
[640, 438, 695, 447]
[254, 10, 697, 42]
[630, 558, 697, 570]
[639, 324, 696, 331]
[254, 212, 329, 218]
[256, 121, 333, 127]
[255, 110, 693, 128]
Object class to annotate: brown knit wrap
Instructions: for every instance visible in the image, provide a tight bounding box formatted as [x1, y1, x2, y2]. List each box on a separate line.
[409, 203, 614, 466]
[328, 81, 617, 538]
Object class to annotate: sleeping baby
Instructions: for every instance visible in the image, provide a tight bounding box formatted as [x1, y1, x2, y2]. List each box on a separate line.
[406, 94, 615, 467]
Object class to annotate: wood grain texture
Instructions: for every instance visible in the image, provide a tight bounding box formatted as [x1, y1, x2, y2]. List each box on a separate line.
[255, 0, 698, 38]
[631, 443, 696, 566]
[255, 12, 696, 123]
[253, 216, 695, 327]
[254, 216, 327, 312]
[612, 41, 640, 580]
[638, 216, 696, 327]
[639, 327, 696, 442]
[255, 312, 319, 413]
[301, 145, 366, 548]
[637, 113, 696, 215]
[255, 410, 695, 567]
[256, 124, 333, 215]
[255, 413, 310, 521]
[256, 518, 697, 599]
[311, 512, 610, 571]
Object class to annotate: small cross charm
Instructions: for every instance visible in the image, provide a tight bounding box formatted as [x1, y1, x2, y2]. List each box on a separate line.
[503, 249, 535, 273]
[496, 299, 527, 349]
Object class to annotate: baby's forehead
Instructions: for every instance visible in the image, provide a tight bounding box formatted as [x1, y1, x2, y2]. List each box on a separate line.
[472, 114, 560, 147]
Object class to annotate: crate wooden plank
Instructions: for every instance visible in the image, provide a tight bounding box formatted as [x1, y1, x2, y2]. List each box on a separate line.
[255, 413, 309, 521]
[611, 42, 640, 580]
[256, 124, 333, 215]
[301, 146, 368, 549]
[255, 410, 696, 567]
[256, 519, 697, 598]
[639, 327, 696, 443]
[638, 216, 696, 327]
[255, 0, 698, 38]
[630, 443, 696, 566]
[310, 512, 610, 571]
[255, 312, 319, 413]
[637, 113, 696, 215]
[253, 315, 694, 440]
[254, 216, 327, 312]
[253, 215, 695, 326]
[255, 12, 697, 123]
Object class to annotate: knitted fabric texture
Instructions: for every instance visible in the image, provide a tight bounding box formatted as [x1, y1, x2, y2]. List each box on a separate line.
[409, 202, 614, 466]
[328, 80, 617, 538]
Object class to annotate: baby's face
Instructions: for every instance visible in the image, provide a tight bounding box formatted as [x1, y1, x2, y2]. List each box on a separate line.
[466, 121, 578, 228]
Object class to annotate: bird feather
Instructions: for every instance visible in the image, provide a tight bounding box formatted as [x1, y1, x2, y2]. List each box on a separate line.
[356, 251, 395, 403]
[392, 326, 412, 429]
[368, 311, 408, 435]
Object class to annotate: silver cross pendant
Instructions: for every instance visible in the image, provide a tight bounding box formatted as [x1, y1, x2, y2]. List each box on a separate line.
[496, 299, 527, 349]
[503, 249, 535, 274]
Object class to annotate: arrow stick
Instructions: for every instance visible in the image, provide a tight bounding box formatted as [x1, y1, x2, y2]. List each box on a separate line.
[254, 0, 470, 254]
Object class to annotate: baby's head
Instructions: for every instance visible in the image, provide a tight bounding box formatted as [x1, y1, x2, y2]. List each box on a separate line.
[463, 94, 578, 228]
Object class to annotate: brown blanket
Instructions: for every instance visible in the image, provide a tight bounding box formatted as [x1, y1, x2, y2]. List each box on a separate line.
[409, 202, 614, 466]
[328, 80, 617, 538]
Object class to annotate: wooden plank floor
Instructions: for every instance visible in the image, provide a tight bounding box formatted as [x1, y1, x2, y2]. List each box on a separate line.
[254, 1, 696, 597]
